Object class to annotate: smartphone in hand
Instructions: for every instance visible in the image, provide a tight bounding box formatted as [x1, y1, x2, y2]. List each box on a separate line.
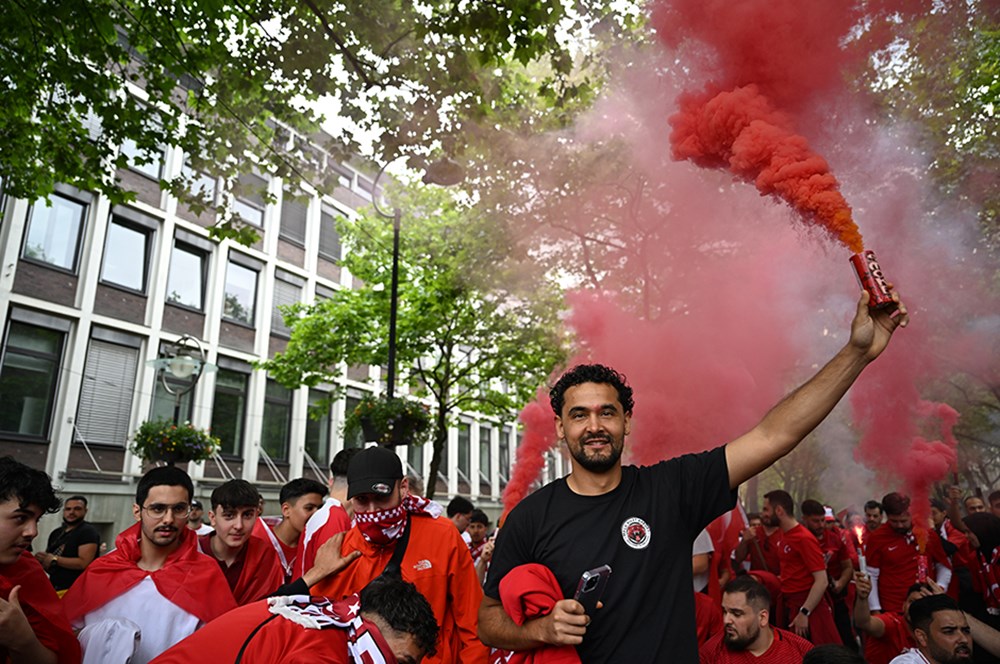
[573, 564, 612, 615]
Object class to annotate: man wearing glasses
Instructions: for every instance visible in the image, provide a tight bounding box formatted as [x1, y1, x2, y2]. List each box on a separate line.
[63, 466, 235, 664]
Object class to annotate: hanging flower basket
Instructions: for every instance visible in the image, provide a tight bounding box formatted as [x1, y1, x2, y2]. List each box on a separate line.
[130, 418, 220, 465]
[344, 395, 431, 447]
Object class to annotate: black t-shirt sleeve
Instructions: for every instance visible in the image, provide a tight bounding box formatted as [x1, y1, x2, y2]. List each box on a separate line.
[667, 445, 737, 536]
[482, 496, 540, 600]
[78, 524, 101, 547]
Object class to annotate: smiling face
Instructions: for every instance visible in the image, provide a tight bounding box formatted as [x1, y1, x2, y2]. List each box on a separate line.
[209, 504, 258, 550]
[555, 382, 631, 475]
[0, 499, 43, 565]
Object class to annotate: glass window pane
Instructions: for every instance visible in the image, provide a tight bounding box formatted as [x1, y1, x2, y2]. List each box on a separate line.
[24, 195, 85, 270]
[166, 245, 204, 309]
[233, 198, 263, 227]
[121, 138, 162, 179]
[261, 380, 291, 461]
[343, 396, 363, 449]
[479, 426, 491, 478]
[499, 428, 510, 479]
[211, 369, 247, 456]
[458, 423, 470, 477]
[305, 390, 330, 465]
[408, 443, 423, 481]
[224, 262, 257, 324]
[150, 378, 193, 423]
[0, 322, 63, 437]
[102, 221, 148, 291]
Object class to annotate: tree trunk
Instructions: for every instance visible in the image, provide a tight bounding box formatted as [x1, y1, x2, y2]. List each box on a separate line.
[426, 403, 449, 500]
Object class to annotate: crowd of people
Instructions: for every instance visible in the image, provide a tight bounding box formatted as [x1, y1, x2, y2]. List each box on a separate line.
[6, 290, 996, 663]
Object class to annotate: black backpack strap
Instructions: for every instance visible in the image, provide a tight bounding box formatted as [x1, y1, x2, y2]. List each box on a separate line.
[379, 513, 412, 579]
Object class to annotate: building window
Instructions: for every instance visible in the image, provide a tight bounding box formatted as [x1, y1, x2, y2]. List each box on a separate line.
[479, 425, 492, 479]
[76, 337, 139, 446]
[223, 259, 257, 325]
[318, 206, 341, 262]
[343, 395, 364, 448]
[305, 390, 330, 465]
[458, 422, 471, 479]
[211, 368, 249, 456]
[23, 193, 87, 271]
[0, 320, 65, 438]
[408, 443, 424, 481]
[279, 188, 308, 246]
[261, 380, 292, 462]
[271, 275, 301, 337]
[150, 375, 193, 423]
[182, 161, 217, 206]
[499, 428, 511, 482]
[166, 242, 206, 310]
[233, 173, 266, 227]
[120, 138, 163, 180]
[101, 218, 152, 292]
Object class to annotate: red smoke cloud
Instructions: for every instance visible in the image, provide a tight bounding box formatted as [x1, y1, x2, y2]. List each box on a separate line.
[670, 84, 864, 252]
[499, 1, 996, 515]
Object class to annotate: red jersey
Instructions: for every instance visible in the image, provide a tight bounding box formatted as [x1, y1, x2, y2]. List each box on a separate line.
[0, 551, 81, 664]
[150, 595, 398, 664]
[312, 514, 488, 664]
[198, 532, 285, 604]
[694, 591, 723, 647]
[775, 524, 825, 594]
[746, 526, 782, 574]
[863, 612, 913, 664]
[252, 516, 298, 582]
[699, 626, 813, 663]
[865, 525, 951, 613]
[815, 528, 851, 586]
[296, 498, 351, 579]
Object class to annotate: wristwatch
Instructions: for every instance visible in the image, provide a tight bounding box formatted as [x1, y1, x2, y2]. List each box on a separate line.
[52, 554, 59, 566]
[799, 606, 810, 616]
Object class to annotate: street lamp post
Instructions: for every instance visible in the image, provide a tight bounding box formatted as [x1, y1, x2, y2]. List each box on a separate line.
[152, 335, 210, 424]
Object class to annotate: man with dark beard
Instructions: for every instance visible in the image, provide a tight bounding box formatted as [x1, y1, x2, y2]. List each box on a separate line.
[700, 575, 813, 662]
[889, 595, 973, 664]
[63, 466, 235, 663]
[478, 286, 909, 664]
[36, 495, 101, 593]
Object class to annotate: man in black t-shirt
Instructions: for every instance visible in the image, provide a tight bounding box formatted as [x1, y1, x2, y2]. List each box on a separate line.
[478, 291, 908, 663]
[36, 495, 100, 592]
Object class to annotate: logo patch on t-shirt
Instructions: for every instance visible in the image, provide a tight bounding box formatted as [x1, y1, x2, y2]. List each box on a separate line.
[621, 517, 651, 549]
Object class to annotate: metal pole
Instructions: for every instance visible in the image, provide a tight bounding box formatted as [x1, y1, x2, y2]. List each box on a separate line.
[386, 207, 401, 401]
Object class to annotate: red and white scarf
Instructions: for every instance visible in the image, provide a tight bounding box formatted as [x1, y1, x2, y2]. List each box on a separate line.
[353, 495, 442, 547]
[268, 594, 397, 663]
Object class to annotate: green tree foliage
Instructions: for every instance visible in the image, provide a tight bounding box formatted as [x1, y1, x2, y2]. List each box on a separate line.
[260, 182, 567, 497]
[865, 2, 999, 251]
[0, 0, 639, 244]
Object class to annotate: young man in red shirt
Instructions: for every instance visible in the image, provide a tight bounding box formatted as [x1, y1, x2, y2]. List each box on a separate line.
[197, 479, 284, 604]
[252, 477, 328, 582]
[852, 572, 930, 664]
[865, 492, 951, 614]
[762, 490, 840, 645]
[700, 575, 813, 663]
[801, 499, 855, 649]
[0, 456, 80, 664]
[296, 449, 355, 580]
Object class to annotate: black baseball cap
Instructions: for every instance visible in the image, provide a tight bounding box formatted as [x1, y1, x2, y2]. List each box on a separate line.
[190, 499, 203, 509]
[347, 446, 403, 500]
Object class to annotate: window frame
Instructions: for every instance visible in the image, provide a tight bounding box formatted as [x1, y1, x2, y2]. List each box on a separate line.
[261, 379, 293, 462]
[165, 240, 209, 312]
[99, 208, 157, 294]
[210, 366, 250, 458]
[0, 311, 69, 440]
[21, 191, 89, 274]
[222, 255, 260, 327]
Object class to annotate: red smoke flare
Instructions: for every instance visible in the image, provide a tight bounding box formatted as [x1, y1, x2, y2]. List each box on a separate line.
[501, 389, 556, 523]
[670, 84, 864, 252]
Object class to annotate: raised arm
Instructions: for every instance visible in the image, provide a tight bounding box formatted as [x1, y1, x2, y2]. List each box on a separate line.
[726, 290, 907, 488]
[853, 572, 886, 638]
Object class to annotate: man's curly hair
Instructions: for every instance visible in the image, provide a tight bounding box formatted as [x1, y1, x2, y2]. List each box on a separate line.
[360, 575, 439, 657]
[549, 364, 634, 417]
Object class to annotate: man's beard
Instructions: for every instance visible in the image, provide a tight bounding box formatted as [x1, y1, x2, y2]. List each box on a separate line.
[724, 623, 760, 651]
[570, 433, 623, 473]
[927, 639, 972, 663]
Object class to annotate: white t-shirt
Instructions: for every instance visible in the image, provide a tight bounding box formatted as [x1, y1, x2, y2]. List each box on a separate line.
[75, 576, 201, 664]
[692, 528, 715, 592]
[889, 649, 931, 664]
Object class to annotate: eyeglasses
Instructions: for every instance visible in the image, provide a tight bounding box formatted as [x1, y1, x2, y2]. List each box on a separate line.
[141, 503, 191, 519]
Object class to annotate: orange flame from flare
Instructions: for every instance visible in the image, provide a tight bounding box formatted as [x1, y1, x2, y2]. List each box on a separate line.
[853, 526, 864, 546]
